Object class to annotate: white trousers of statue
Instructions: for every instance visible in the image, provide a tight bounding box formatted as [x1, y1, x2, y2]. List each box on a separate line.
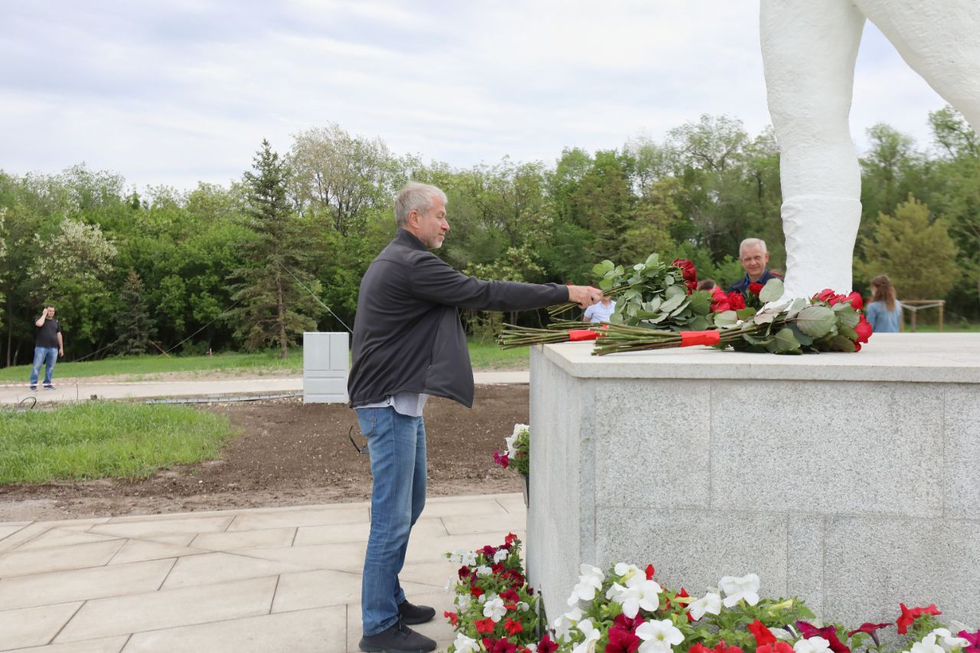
[761, 0, 980, 298]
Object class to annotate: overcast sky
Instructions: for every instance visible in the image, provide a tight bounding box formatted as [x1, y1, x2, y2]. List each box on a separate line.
[0, 1, 952, 191]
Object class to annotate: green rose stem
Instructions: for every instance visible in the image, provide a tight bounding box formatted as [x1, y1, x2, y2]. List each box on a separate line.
[546, 283, 630, 319]
[498, 324, 596, 349]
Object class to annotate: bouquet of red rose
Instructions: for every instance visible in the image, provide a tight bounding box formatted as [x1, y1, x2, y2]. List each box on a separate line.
[595, 280, 873, 356]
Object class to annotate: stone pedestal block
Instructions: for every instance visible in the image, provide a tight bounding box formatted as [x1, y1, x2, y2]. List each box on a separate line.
[527, 334, 980, 626]
[302, 332, 349, 404]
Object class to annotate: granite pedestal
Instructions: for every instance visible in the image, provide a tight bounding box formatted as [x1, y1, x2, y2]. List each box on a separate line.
[527, 333, 980, 627]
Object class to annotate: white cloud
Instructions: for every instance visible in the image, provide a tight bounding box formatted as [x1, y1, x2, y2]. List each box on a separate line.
[0, 1, 952, 190]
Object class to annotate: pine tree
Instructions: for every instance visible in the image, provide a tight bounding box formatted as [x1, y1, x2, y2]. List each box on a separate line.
[228, 140, 320, 359]
[113, 270, 156, 356]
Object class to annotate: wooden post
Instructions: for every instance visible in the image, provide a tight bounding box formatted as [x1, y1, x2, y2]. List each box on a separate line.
[939, 302, 944, 332]
[911, 308, 917, 333]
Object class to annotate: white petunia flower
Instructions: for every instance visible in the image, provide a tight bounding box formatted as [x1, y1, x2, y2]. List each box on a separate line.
[476, 565, 493, 577]
[448, 548, 465, 563]
[794, 636, 833, 653]
[444, 576, 455, 593]
[615, 562, 641, 581]
[462, 551, 478, 566]
[483, 597, 507, 623]
[508, 424, 529, 457]
[636, 618, 684, 653]
[772, 628, 796, 642]
[519, 601, 530, 612]
[912, 634, 949, 653]
[493, 549, 509, 563]
[606, 579, 661, 618]
[572, 619, 602, 653]
[719, 573, 761, 607]
[931, 629, 972, 652]
[689, 591, 723, 621]
[568, 564, 605, 605]
[453, 633, 481, 653]
[553, 606, 584, 641]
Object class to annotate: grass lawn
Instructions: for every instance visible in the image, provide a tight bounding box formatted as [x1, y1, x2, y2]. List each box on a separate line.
[0, 402, 235, 484]
[0, 340, 531, 382]
[0, 349, 304, 383]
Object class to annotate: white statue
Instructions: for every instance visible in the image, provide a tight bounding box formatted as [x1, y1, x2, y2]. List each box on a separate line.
[761, 0, 980, 299]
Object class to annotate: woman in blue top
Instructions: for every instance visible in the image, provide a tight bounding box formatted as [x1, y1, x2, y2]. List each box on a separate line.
[866, 274, 902, 333]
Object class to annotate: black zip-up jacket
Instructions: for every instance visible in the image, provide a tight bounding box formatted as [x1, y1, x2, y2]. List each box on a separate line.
[348, 229, 568, 408]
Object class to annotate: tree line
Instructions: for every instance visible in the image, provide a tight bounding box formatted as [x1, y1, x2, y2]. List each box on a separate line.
[0, 110, 976, 365]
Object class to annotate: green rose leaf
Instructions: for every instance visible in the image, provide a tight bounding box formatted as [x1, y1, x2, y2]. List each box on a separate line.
[784, 298, 808, 319]
[670, 299, 691, 317]
[753, 310, 778, 325]
[592, 260, 615, 277]
[660, 292, 685, 313]
[664, 284, 686, 299]
[633, 263, 646, 272]
[789, 324, 814, 346]
[714, 310, 738, 328]
[773, 327, 801, 353]
[828, 335, 857, 352]
[599, 277, 614, 291]
[643, 297, 663, 313]
[834, 304, 860, 328]
[795, 305, 837, 337]
[689, 291, 712, 315]
[688, 315, 711, 330]
[759, 278, 784, 303]
[644, 253, 660, 268]
[736, 307, 757, 321]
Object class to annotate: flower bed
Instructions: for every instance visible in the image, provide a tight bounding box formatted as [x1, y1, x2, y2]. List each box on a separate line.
[443, 539, 979, 653]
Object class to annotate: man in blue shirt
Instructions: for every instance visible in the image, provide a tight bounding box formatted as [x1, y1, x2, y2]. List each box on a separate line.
[729, 238, 783, 297]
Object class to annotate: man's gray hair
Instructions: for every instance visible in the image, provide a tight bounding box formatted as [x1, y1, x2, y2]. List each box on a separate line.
[739, 238, 768, 257]
[394, 182, 447, 227]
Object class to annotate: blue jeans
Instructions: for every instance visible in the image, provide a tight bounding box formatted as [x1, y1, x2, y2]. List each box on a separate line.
[30, 347, 59, 386]
[356, 407, 427, 636]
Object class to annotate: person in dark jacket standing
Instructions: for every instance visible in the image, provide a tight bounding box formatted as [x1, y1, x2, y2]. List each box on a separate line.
[348, 182, 601, 653]
[29, 305, 64, 391]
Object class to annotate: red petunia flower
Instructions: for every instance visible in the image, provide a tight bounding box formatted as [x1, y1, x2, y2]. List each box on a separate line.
[504, 532, 518, 547]
[645, 564, 656, 580]
[471, 587, 484, 599]
[748, 620, 777, 647]
[757, 643, 794, 653]
[458, 566, 471, 578]
[537, 634, 559, 653]
[607, 626, 642, 653]
[483, 638, 517, 653]
[493, 450, 510, 468]
[712, 641, 743, 653]
[957, 629, 980, 653]
[504, 618, 523, 636]
[847, 622, 891, 646]
[897, 603, 942, 635]
[475, 617, 497, 634]
[444, 611, 458, 626]
[615, 613, 644, 633]
[797, 622, 850, 653]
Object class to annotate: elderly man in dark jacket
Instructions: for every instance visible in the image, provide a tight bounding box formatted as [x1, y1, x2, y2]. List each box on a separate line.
[349, 182, 601, 653]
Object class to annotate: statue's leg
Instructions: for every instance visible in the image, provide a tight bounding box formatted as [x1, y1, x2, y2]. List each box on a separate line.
[761, 0, 866, 298]
[855, 0, 980, 132]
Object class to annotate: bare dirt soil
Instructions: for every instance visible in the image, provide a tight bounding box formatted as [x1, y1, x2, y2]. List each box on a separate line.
[0, 385, 529, 522]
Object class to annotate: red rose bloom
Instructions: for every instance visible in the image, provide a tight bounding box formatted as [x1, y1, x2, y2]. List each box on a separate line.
[749, 282, 764, 295]
[727, 292, 746, 310]
[815, 289, 836, 303]
[710, 286, 731, 313]
[748, 620, 777, 647]
[854, 315, 873, 344]
[672, 259, 698, 284]
[844, 291, 864, 310]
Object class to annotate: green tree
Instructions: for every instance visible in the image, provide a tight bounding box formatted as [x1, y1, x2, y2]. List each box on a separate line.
[857, 195, 960, 299]
[113, 270, 156, 355]
[228, 140, 320, 358]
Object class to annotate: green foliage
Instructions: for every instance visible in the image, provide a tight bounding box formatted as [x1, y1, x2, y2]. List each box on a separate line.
[0, 402, 234, 483]
[113, 270, 157, 356]
[857, 195, 961, 299]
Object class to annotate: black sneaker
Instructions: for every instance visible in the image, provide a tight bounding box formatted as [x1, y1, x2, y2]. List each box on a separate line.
[43, 384, 55, 390]
[398, 600, 436, 625]
[359, 619, 436, 653]
[29, 385, 37, 391]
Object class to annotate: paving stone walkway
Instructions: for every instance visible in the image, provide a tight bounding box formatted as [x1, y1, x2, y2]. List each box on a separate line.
[0, 493, 526, 652]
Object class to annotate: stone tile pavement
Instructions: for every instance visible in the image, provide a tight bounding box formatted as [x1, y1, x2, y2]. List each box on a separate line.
[0, 493, 527, 652]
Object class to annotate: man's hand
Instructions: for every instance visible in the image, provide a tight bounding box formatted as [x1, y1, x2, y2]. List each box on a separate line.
[567, 285, 604, 308]
[59, 349, 64, 358]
